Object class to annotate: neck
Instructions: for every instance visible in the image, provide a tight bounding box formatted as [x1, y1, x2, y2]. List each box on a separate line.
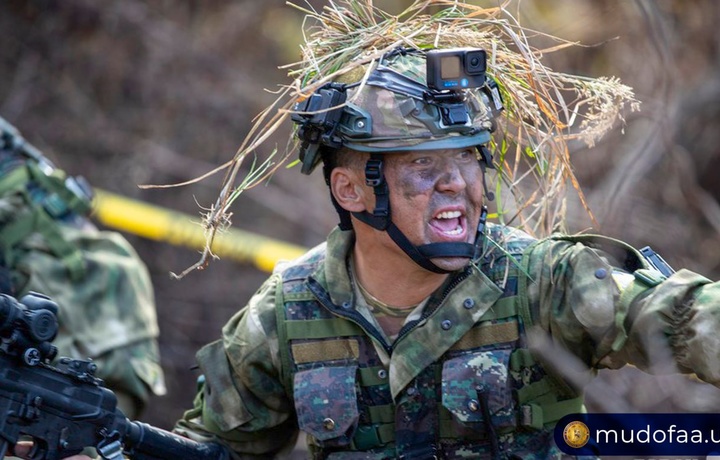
[352, 234, 448, 308]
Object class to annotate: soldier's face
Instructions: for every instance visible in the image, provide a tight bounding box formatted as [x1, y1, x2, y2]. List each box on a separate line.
[382, 147, 485, 272]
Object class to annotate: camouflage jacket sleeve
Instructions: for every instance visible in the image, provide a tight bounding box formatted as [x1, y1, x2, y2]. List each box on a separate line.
[524, 237, 720, 384]
[174, 273, 299, 459]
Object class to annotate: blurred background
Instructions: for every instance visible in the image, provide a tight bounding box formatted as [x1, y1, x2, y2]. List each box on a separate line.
[1, 0, 719, 437]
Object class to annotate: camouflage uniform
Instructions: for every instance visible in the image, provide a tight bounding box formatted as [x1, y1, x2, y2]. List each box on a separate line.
[176, 224, 719, 459]
[0, 129, 166, 419]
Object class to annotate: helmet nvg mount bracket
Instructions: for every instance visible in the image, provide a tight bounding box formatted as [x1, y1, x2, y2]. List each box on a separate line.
[291, 47, 503, 274]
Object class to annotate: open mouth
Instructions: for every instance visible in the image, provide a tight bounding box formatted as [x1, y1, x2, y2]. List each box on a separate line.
[429, 210, 466, 238]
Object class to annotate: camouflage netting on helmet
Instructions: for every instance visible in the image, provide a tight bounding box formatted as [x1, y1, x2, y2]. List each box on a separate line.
[176, 0, 640, 277]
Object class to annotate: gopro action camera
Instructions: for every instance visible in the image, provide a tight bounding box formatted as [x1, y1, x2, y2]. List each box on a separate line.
[426, 48, 487, 91]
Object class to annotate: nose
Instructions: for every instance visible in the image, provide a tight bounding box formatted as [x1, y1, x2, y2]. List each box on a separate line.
[435, 159, 467, 194]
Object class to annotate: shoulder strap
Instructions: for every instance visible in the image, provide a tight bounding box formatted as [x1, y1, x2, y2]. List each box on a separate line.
[548, 233, 650, 273]
[274, 273, 295, 398]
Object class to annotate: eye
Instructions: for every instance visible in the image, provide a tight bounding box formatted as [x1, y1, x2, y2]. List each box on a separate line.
[457, 149, 475, 161]
[411, 156, 433, 166]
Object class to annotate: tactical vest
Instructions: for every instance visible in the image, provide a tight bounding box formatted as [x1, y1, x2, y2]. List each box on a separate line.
[275, 225, 587, 460]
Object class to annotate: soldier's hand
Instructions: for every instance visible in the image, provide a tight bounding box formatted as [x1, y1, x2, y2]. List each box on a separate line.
[13, 441, 93, 460]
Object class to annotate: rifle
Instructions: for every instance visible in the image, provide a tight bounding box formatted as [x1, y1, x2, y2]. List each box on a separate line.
[0, 293, 229, 460]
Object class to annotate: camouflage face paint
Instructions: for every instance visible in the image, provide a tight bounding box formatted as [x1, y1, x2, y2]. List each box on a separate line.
[380, 148, 485, 270]
[388, 149, 483, 201]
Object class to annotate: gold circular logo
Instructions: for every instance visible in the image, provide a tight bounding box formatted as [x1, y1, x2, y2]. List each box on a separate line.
[563, 420, 590, 448]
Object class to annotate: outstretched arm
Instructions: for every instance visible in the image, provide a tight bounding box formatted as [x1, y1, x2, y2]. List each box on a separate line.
[525, 238, 718, 380]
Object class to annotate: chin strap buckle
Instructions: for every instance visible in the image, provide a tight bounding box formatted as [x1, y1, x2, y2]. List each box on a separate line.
[364, 156, 389, 219]
[364, 158, 384, 187]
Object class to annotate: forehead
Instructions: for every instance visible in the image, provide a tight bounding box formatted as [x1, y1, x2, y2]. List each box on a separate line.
[383, 147, 476, 164]
[389, 147, 473, 156]
[340, 147, 480, 173]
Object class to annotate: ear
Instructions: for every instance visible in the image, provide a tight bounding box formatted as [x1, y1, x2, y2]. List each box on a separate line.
[330, 166, 369, 213]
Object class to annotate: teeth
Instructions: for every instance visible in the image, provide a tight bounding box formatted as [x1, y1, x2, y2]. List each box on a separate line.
[443, 226, 463, 236]
[436, 211, 462, 219]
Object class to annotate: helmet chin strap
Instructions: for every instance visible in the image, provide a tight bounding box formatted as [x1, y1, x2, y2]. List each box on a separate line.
[350, 154, 488, 274]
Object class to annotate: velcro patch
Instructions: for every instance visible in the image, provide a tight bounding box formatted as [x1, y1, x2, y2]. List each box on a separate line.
[450, 320, 519, 351]
[291, 338, 360, 364]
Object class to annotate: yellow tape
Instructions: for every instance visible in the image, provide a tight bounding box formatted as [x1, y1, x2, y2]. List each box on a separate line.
[92, 189, 308, 273]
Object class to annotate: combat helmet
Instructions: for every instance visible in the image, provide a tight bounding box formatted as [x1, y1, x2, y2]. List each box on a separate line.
[291, 47, 504, 273]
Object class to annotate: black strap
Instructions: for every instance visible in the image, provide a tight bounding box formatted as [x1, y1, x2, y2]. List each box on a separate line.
[353, 211, 482, 274]
[364, 155, 390, 229]
[417, 241, 477, 258]
[384, 221, 448, 274]
[327, 186, 354, 232]
[0, 251, 14, 295]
